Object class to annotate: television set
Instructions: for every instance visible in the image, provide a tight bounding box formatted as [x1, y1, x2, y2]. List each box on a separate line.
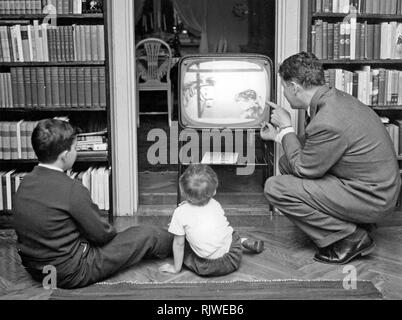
[178, 54, 274, 130]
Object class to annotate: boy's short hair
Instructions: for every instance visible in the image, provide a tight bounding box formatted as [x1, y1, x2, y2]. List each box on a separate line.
[32, 119, 76, 164]
[279, 51, 325, 89]
[179, 164, 218, 206]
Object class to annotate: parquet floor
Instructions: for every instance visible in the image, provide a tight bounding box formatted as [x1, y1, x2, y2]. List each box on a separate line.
[1, 215, 401, 300]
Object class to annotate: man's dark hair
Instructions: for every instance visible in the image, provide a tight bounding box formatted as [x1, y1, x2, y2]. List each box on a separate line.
[179, 164, 219, 207]
[32, 119, 76, 163]
[279, 52, 325, 88]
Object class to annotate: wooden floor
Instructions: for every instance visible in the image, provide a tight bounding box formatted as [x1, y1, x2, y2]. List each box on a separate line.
[1, 214, 402, 300]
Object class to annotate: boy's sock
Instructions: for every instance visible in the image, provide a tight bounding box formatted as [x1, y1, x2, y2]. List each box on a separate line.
[241, 238, 264, 253]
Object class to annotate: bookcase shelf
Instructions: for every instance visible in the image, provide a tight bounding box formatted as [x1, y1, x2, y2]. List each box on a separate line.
[0, 152, 108, 164]
[372, 105, 402, 111]
[0, 1, 113, 224]
[0, 107, 106, 112]
[0, 61, 105, 67]
[320, 59, 402, 65]
[308, 0, 402, 185]
[0, 14, 103, 20]
[313, 13, 402, 21]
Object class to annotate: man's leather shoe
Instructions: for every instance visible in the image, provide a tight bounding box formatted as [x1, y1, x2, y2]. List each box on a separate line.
[313, 228, 375, 265]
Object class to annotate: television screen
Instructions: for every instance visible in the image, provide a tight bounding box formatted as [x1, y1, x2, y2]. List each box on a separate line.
[179, 54, 273, 129]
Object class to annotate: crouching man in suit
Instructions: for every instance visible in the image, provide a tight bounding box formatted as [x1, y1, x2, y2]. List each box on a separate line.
[261, 52, 401, 264]
[13, 119, 173, 288]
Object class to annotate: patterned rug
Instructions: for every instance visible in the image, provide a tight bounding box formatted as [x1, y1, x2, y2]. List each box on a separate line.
[50, 279, 382, 300]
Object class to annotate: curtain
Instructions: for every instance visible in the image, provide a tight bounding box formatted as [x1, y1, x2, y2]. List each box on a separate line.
[171, 0, 209, 53]
[135, 0, 147, 24]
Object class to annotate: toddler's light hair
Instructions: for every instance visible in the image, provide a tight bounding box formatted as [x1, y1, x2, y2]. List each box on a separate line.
[179, 164, 218, 206]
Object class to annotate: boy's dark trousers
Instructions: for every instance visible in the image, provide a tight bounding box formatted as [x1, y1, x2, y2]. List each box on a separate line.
[183, 231, 243, 277]
[21, 225, 173, 289]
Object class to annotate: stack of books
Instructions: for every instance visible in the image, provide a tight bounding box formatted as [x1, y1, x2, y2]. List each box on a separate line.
[0, 23, 105, 62]
[76, 130, 108, 152]
[312, 20, 402, 60]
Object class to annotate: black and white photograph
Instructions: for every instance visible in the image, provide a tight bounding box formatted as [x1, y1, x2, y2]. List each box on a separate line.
[0, 0, 401, 309]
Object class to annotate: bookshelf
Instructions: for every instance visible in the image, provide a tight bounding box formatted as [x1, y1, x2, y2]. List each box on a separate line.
[308, 2, 402, 134]
[0, 0, 113, 223]
[308, 0, 402, 207]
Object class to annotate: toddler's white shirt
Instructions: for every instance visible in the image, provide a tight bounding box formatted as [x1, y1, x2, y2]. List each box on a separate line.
[168, 199, 233, 259]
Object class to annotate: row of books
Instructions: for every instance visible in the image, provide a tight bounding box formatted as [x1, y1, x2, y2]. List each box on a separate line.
[67, 167, 110, 211]
[324, 67, 402, 106]
[312, 20, 402, 60]
[0, 121, 38, 160]
[0, 0, 103, 15]
[76, 130, 108, 151]
[0, 166, 110, 212]
[0, 67, 107, 109]
[0, 23, 105, 62]
[313, 0, 402, 14]
[385, 122, 401, 155]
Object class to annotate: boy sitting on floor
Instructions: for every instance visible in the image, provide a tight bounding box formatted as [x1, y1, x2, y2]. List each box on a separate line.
[159, 164, 264, 276]
[13, 119, 173, 289]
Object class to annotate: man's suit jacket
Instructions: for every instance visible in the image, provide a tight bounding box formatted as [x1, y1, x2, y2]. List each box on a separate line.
[282, 85, 401, 214]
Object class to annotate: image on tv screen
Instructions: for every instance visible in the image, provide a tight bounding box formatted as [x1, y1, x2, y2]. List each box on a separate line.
[180, 57, 272, 129]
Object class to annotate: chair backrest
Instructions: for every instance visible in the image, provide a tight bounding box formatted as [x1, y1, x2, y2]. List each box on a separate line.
[135, 38, 173, 85]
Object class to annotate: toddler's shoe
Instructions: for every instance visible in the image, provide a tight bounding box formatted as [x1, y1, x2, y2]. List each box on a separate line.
[242, 239, 264, 253]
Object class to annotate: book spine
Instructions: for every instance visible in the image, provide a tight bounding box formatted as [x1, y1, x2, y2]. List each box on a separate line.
[23, 67, 32, 108]
[65, 67, 71, 108]
[84, 67, 92, 107]
[333, 23, 340, 60]
[315, 20, 323, 60]
[367, 24, 374, 60]
[99, 67, 106, 108]
[16, 67, 25, 107]
[10, 68, 19, 108]
[7, 26, 15, 62]
[77, 67, 85, 108]
[70, 67, 78, 107]
[58, 67, 66, 107]
[10, 123, 18, 160]
[51, 66, 60, 107]
[373, 24, 381, 60]
[80, 24, 86, 61]
[55, 27, 62, 62]
[311, 25, 316, 56]
[98, 25, 105, 61]
[68, 26, 74, 62]
[372, 70, 379, 106]
[85, 25, 91, 61]
[2, 122, 11, 160]
[344, 23, 351, 59]
[91, 66, 100, 108]
[20, 121, 28, 159]
[322, 21, 328, 60]
[44, 67, 52, 107]
[30, 67, 38, 108]
[360, 22, 366, 60]
[37, 67, 46, 108]
[339, 22, 346, 59]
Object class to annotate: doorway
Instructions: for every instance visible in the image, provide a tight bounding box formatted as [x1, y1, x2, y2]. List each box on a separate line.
[134, 0, 276, 210]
